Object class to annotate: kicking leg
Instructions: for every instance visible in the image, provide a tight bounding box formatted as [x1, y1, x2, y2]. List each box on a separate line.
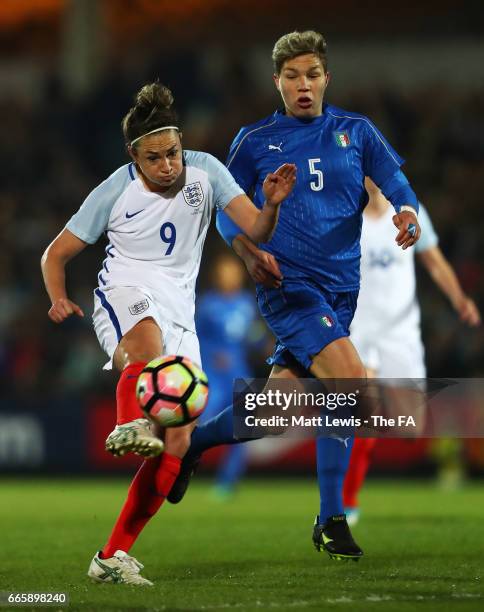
[105, 318, 164, 458]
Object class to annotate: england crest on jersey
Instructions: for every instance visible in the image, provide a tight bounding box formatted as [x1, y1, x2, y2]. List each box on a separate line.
[129, 299, 149, 315]
[182, 181, 204, 207]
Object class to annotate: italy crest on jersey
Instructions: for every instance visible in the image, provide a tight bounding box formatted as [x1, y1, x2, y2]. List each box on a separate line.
[182, 181, 204, 207]
[333, 131, 350, 147]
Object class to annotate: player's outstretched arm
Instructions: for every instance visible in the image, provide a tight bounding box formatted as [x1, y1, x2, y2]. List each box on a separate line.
[224, 163, 296, 244]
[216, 214, 283, 288]
[41, 229, 88, 323]
[392, 208, 421, 250]
[418, 246, 481, 327]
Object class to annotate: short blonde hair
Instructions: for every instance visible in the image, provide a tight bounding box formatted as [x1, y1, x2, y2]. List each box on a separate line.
[272, 30, 328, 74]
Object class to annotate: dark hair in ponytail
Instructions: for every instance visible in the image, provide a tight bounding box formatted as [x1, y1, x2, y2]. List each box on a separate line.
[122, 82, 179, 146]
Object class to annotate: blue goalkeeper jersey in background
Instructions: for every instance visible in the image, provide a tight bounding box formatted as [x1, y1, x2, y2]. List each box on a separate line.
[223, 104, 405, 291]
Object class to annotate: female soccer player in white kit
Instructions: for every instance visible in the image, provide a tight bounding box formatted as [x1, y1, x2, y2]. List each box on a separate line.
[343, 177, 480, 524]
[41, 82, 296, 585]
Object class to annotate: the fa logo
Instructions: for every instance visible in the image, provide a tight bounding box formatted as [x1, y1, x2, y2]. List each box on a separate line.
[182, 182, 204, 207]
[129, 299, 149, 316]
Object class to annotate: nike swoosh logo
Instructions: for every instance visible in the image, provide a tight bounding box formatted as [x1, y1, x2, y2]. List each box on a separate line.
[334, 437, 350, 447]
[322, 533, 333, 545]
[125, 209, 144, 219]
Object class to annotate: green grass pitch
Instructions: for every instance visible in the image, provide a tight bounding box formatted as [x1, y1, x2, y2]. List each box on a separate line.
[0, 477, 483, 611]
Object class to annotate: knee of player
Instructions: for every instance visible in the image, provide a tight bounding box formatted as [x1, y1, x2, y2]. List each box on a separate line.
[113, 344, 162, 371]
[128, 349, 161, 364]
[114, 318, 164, 369]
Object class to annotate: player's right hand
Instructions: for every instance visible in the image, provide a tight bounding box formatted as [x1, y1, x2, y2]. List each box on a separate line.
[48, 297, 84, 323]
[393, 211, 421, 249]
[243, 247, 283, 288]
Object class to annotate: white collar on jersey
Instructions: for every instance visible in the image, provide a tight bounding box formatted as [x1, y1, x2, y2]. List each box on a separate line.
[130, 126, 179, 147]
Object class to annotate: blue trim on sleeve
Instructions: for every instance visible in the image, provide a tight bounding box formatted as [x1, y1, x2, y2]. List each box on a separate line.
[128, 163, 136, 180]
[216, 211, 242, 247]
[95, 288, 122, 342]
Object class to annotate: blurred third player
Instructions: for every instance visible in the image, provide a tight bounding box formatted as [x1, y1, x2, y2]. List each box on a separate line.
[196, 253, 262, 498]
[344, 178, 481, 525]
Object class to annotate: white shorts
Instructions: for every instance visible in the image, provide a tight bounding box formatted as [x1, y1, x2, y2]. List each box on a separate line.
[93, 286, 201, 370]
[351, 331, 426, 379]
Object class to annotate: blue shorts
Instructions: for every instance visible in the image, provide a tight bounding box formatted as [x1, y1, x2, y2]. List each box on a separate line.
[256, 280, 359, 371]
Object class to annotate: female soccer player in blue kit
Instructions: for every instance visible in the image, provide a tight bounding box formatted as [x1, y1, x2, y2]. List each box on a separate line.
[171, 30, 421, 562]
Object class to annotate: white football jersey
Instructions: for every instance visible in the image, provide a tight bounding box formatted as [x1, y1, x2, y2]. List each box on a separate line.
[350, 203, 438, 342]
[66, 151, 244, 331]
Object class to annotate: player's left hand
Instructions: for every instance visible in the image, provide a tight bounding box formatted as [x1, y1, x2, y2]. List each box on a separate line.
[393, 210, 421, 249]
[245, 247, 283, 288]
[262, 163, 297, 206]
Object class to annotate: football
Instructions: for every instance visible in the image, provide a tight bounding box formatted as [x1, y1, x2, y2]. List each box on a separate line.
[136, 355, 209, 427]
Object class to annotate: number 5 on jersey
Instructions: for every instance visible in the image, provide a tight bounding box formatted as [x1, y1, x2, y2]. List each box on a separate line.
[160, 222, 176, 255]
[309, 158, 324, 191]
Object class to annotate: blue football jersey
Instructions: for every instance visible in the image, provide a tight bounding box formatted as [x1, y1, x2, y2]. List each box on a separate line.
[222, 104, 405, 291]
